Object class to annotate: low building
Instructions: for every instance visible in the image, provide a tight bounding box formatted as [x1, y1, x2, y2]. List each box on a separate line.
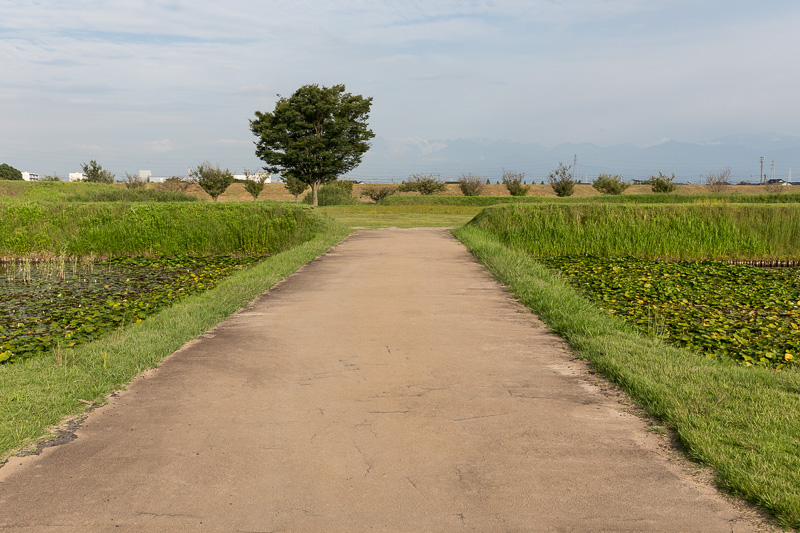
[69, 172, 86, 182]
[21, 171, 39, 181]
[233, 173, 272, 183]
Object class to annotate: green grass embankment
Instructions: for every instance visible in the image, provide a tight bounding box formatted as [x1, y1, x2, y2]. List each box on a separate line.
[469, 203, 800, 260]
[0, 202, 324, 258]
[0, 180, 196, 203]
[320, 204, 482, 228]
[381, 192, 800, 206]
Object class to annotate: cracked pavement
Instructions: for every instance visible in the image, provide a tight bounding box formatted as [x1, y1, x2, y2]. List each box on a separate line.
[0, 228, 774, 531]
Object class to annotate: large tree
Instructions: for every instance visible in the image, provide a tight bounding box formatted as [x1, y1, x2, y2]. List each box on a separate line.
[0, 163, 22, 181]
[250, 84, 374, 206]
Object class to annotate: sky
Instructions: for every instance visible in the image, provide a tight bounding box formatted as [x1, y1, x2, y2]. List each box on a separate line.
[2, 0, 800, 180]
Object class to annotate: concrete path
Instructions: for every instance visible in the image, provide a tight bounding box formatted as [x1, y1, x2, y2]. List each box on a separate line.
[0, 228, 770, 532]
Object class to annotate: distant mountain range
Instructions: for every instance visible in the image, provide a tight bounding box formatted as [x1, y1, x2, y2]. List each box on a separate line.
[352, 134, 800, 184]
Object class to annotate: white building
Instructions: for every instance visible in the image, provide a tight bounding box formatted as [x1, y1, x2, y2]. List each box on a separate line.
[69, 172, 86, 182]
[234, 172, 271, 183]
[21, 171, 39, 181]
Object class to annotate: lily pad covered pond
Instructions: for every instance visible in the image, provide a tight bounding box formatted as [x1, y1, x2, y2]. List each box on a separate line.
[542, 256, 800, 369]
[0, 256, 260, 363]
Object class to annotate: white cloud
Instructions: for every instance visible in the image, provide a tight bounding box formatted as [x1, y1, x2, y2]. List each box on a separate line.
[2, 0, 800, 175]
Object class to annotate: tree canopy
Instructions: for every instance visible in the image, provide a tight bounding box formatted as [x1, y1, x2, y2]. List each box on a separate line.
[81, 160, 114, 183]
[0, 163, 22, 181]
[250, 84, 374, 206]
[191, 162, 234, 201]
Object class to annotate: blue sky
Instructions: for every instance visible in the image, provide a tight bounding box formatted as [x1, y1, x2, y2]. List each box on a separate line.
[2, 0, 799, 179]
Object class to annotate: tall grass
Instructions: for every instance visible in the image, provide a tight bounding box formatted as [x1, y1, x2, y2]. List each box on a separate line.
[0, 180, 196, 203]
[0, 203, 324, 258]
[469, 203, 800, 260]
[381, 192, 800, 207]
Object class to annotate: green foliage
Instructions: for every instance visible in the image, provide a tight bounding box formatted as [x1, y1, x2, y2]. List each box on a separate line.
[0, 256, 259, 363]
[243, 169, 269, 201]
[541, 255, 798, 369]
[647, 172, 677, 193]
[360, 183, 398, 203]
[0, 180, 195, 202]
[382, 195, 547, 206]
[159, 176, 192, 193]
[0, 163, 22, 181]
[302, 182, 358, 206]
[468, 203, 800, 260]
[333, 179, 355, 193]
[547, 162, 575, 197]
[502, 170, 529, 197]
[458, 174, 485, 196]
[124, 172, 146, 190]
[283, 174, 309, 201]
[191, 161, 234, 201]
[398, 173, 447, 195]
[80, 160, 114, 184]
[592, 173, 630, 195]
[251, 83, 374, 206]
[0, 203, 324, 257]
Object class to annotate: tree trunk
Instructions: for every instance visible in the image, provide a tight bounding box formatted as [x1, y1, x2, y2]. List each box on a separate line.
[311, 181, 320, 207]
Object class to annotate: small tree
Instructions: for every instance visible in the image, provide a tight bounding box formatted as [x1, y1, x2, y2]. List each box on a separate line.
[502, 171, 530, 196]
[705, 167, 731, 193]
[191, 162, 234, 201]
[547, 163, 575, 197]
[251, 83, 374, 206]
[124, 172, 146, 189]
[160, 176, 191, 192]
[243, 169, 268, 201]
[648, 172, 677, 193]
[458, 174, 485, 196]
[0, 163, 22, 181]
[765, 180, 785, 194]
[283, 174, 308, 201]
[41, 174, 62, 182]
[81, 160, 114, 183]
[398, 173, 447, 195]
[592, 173, 630, 195]
[360, 183, 397, 203]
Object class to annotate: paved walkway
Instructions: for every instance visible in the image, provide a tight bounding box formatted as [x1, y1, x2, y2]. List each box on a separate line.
[0, 228, 768, 531]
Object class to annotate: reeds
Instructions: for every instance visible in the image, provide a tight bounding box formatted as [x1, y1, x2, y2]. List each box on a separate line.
[469, 203, 800, 261]
[0, 203, 324, 259]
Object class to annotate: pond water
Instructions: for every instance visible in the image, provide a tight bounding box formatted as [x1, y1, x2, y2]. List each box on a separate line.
[0, 256, 260, 363]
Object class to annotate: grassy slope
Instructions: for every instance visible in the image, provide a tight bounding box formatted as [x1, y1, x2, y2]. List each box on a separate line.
[469, 203, 800, 261]
[0, 202, 322, 258]
[319, 205, 482, 228]
[453, 223, 800, 530]
[0, 218, 351, 461]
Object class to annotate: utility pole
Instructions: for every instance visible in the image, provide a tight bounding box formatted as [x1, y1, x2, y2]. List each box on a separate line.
[760, 156, 765, 184]
[771, 159, 775, 182]
[573, 154, 578, 183]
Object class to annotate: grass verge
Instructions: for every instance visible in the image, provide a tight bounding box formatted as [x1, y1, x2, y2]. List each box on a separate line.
[320, 204, 482, 228]
[0, 218, 351, 462]
[453, 223, 800, 530]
